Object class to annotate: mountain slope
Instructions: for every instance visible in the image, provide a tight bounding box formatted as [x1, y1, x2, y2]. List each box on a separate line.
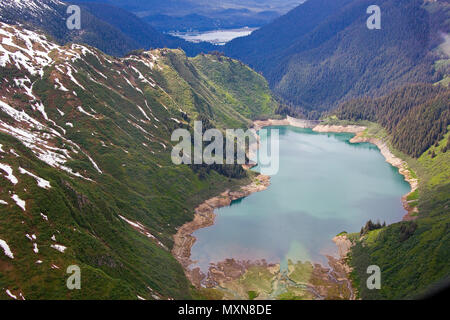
[226, 0, 449, 113]
[226, 0, 353, 70]
[0, 0, 213, 57]
[335, 84, 450, 157]
[143, 11, 280, 33]
[348, 126, 450, 299]
[69, 1, 215, 56]
[0, 22, 276, 299]
[71, 0, 300, 31]
[0, 0, 138, 57]
[328, 84, 450, 299]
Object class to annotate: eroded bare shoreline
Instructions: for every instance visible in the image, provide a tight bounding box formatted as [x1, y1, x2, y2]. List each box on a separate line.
[172, 175, 270, 286]
[252, 116, 320, 130]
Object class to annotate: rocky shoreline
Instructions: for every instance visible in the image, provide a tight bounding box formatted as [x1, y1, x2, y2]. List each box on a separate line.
[172, 175, 271, 286]
[313, 124, 366, 134]
[332, 235, 353, 263]
[329, 234, 356, 299]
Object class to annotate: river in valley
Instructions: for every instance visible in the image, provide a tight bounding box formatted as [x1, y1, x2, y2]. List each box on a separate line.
[190, 126, 411, 272]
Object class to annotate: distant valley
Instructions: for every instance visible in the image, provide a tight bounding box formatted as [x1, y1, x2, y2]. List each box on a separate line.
[72, 0, 302, 32]
[170, 27, 258, 45]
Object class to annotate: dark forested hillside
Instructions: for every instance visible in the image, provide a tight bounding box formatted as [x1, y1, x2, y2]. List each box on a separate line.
[142, 11, 280, 33]
[335, 84, 450, 158]
[0, 0, 213, 57]
[225, 0, 353, 71]
[225, 0, 449, 113]
[68, 0, 299, 32]
[69, 2, 214, 56]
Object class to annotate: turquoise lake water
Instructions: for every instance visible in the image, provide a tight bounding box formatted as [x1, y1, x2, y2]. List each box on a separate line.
[190, 126, 411, 271]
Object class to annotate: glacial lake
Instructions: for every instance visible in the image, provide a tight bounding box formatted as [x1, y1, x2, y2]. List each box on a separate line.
[190, 126, 411, 271]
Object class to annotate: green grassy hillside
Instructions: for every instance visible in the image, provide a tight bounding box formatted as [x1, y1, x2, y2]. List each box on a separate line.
[349, 131, 449, 299]
[331, 88, 449, 299]
[0, 24, 275, 299]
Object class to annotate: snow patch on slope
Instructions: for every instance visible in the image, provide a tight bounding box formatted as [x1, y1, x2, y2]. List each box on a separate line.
[19, 167, 51, 189]
[0, 101, 92, 180]
[51, 244, 67, 253]
[0, 22, 58, 76]
[0, 239, 14, 259]
[118, 215, 167, 249]
[0, 163, 18, 184]
[11, 194, 26, 211]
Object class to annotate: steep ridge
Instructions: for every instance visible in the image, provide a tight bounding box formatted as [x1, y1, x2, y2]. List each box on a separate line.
[69, 1, 215, 56]
[225, 0, 353, 71]
[0, 22, 276, 299]
[335, 84, 450, 157]
[0, 0, 212, 57]
[0, 0, 139, 57]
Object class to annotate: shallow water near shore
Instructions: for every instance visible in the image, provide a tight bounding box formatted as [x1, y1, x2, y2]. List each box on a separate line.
[190, 126, 411, 272]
